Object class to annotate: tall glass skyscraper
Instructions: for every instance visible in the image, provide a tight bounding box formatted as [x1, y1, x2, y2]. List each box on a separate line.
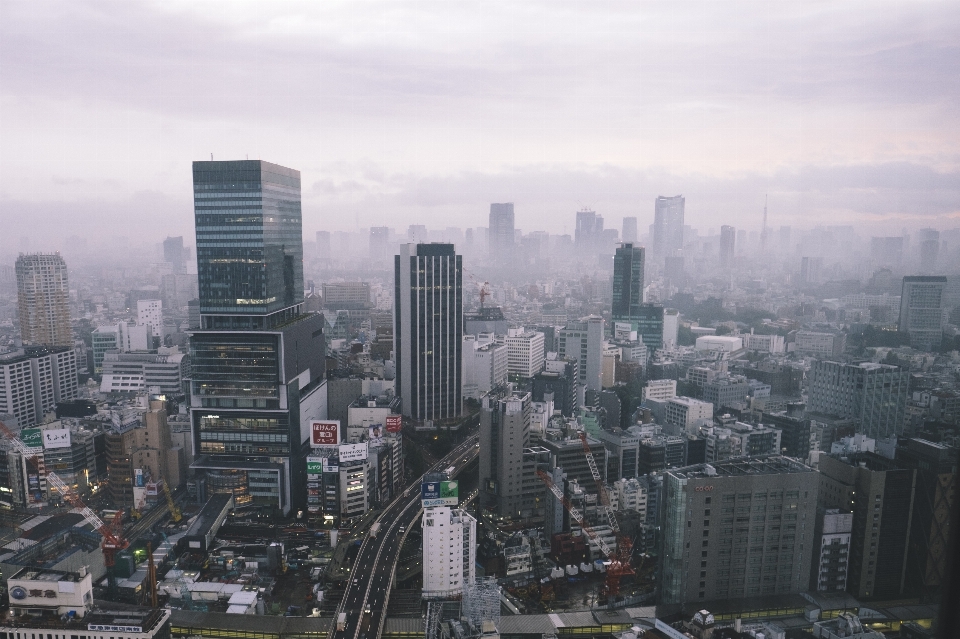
[189, 161, 324, 515]
[653, 195, 684, 262]
[395, 243, 463, 421]
[612, 243, 645, 330]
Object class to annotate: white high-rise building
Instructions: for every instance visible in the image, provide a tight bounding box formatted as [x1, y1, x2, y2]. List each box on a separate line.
[505, 327, 545, 379]
[558, 315, 604, 391]
[137, 299, 163, 335]
[422, 505, 477, 598]
[462, 335, 508, 399]
[662, 308, 679, 348]
[0, 347, 77, 428]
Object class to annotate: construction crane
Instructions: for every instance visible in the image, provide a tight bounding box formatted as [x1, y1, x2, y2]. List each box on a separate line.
[575, 431, 635, 598]
[0, 419, 130, 597]
[161, 479, 182, 523]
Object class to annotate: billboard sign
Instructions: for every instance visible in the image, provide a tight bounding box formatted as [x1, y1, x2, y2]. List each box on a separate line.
[338, 442, 368, 463]
[368, 425, 384, 444]
[134, 468, 145, 487]
[43, 428, 72, 450]
[322, 458, 339, 473]
[421, 480, 458, 507]
[306, 457, 324, 474]
[311, 420, 340, 447]
[385, 415, 402, 433]
[20, 428, 42, 450]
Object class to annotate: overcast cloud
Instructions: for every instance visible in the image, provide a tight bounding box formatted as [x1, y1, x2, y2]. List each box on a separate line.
[1, 0, 958, 246]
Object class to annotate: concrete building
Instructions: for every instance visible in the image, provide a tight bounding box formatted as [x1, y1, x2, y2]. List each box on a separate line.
[99, 348, 189, 395]
[817, 452, 917, 600]
[322, 282, 371, 309]
[664, 396, 714, 435]
[15, 253, 72, 348]
[506, 327, 545, 379]
[92, 323, 154, 373]
[742, 332, 785, 353]
[464, 306, 508, 336]
[642, 378, 677, 402]
[532, 354, 579, 417]
[480, 388, 531, 517]
[137, 299, 163, 335]
[462, 335, 508, 400]
[596, 428, 640, 479]
[612, 477, 648, 516]
[395, 243, 463, 421]
[813, 509, 853, 592]
[694, 335, 743, 353]
[898, 275, 946, 351]
[636, 304, 664, 353]
[660, 456, 818, 606]
[663, 308, 680, 349]
[701, 375, 751, 410]
[541, 436, 608, 489]
[0, 346, 77, 428]
[807, 361, 909, 439]
[422, 505, 477, 598]
[558, 316, 604, 391]
[795, 331, 846, 358]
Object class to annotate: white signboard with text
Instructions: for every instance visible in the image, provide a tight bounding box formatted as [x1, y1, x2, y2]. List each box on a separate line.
[338, 442, 368, 463]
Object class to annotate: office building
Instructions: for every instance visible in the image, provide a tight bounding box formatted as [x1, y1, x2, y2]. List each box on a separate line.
[369, 226, 389, 261]
[575, 210, 604, 254]
[489, 203, 515, 257]
[99, 348, 189, 395]
[636, 304, 664, 352]
[719, 225, 736, 268]
[612, 243, 645, 331]
[395, 243, 463, 421]
[462, 335, 508, 399]
[0, 347, 77, 428]
[795, 330, 846, 358]
[92, 322, 154, 373]
[662, 308, 680, 349]
[653, 195, 684, 261]
[807, 361, 909, 439]
[542, 436, 608, 488]
[163, 235, 186, 273]
[664, 396, 714, 435]
[899, 276, 946, 351]
[818, 453, 916, 599]
[532, 354, 579, 417]
[15, 253, 72, 348]
[702, 375, 751, 410]
[422, 505, 477, 598]
[322, 282, 372, 309]
[660, 456, 818, 606]
[506, 327, 545, 378]
[137, 299, 163, 335]
[464, 306, 508, 336]
[762, 411, 813, 459]
[597, 428, 640, 480]
[480, 389, 531, 517]
[622, 217, 638, 243]
[642, 379, 677, 402]
[917, 228, 940, 273]
[558, 316, 604, 391]
[189, 160, 325, 515]
[812, 509, 853, 592]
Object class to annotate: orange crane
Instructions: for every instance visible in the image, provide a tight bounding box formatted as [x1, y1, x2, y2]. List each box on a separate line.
[537, 468, 634, 600]
[0, 419, 130, 596]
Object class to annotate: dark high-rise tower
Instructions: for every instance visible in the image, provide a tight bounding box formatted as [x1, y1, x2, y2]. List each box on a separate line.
[189, 161, 324, 515]
[395, 243, 463, 421]
[653, 195, 684, 262]
[720, 225, 736, 268]
[575, 209, 604, 254]
[612, 243, 645, 329]
[15, 253, 72, 348]
[488, 203, 515, 257]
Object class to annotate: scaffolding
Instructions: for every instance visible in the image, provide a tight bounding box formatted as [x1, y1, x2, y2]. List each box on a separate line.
[462, 577, 501, 635]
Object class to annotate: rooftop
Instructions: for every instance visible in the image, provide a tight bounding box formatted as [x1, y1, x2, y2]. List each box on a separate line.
[668, 455, 813, 480]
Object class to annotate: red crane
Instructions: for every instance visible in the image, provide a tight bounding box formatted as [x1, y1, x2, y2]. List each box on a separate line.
[0, 419, 129, 594]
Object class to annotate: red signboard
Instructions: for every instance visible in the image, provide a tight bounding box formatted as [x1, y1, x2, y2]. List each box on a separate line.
[311, 420, 340, 446]
[385, 415, 402, 433]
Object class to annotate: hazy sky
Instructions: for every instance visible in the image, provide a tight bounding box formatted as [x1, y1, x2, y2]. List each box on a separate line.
[1, 0, 958, 247]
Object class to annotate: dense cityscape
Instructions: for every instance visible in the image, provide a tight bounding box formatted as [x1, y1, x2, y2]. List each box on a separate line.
[1, 3, 958, 639]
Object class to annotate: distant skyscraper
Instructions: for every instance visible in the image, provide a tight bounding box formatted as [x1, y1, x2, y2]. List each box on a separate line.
[719, 225, 736, 268]
[408, 224, 428, 244]
[899, 275, 946, 350]
[871, 236, 904, 269]
[574, 210, 604, 253]
[622, 217, 638, 243]
[370, 226, 389, 261]
[488, 203, 515, 257]
[190, 160, 325, 515]
[15, 253, 72, 348]
[917, 228, 940, 273]
[612, 243, 645, 329]
[163, 236, 185, 273]
[395, 243, 463, 421]
[653, 195, 684, 261]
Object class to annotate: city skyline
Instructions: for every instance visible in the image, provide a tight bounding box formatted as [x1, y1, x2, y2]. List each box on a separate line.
[1, 2, 958, 247]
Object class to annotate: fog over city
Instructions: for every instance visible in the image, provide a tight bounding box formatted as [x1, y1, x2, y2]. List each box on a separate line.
[2, 3, 960, 639]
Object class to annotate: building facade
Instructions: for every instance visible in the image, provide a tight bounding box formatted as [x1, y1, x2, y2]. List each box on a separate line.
[558, 316, 604, 392]
[188, 160, 325, 515]
[489, 202, 515, 257]
[480, 389, 531, 517]
[505, 328, 545, 379]
[422, 505, 477, 598]
[15, 253, 72, 349]
[0, 347, 77, 428]
[612, 243, 645, 330]
[807, 361, 909, 439]
[653, 195, 684, 262]
[395, 243, 463, 421]
[898, 275, 946, 351]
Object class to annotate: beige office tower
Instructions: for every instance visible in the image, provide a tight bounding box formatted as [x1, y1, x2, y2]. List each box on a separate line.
[16, 253, 72, 348]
